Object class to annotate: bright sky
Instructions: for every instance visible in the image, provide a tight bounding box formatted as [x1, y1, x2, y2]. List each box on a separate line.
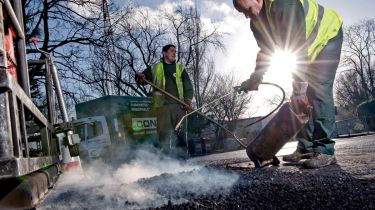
[121, 0, 375, 116]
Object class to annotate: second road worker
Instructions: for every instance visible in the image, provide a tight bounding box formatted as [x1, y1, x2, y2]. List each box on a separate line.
[135, 44, 194, 159]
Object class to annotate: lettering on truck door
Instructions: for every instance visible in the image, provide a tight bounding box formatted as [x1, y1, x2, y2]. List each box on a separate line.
[132, 117, 157, 135]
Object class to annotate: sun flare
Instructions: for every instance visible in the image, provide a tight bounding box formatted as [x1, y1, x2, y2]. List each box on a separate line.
[269, 50, 296, 75]
[264, 50, 296, 86]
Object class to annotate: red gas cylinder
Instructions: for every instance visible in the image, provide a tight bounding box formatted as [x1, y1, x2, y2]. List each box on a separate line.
[4, 14, 18, 81]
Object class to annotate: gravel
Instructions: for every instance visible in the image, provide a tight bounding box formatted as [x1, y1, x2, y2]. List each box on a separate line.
[140, 164, 374, 210]
[38, 135, 375, 210]
[144, 135, 375, 210]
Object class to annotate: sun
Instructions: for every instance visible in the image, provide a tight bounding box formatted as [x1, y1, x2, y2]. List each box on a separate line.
[263, 50, 296, 88]
[269, 50, 297, 71]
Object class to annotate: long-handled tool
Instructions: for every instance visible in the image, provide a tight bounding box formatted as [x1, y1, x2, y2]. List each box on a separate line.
[175, 82, 286, 131]
[175, 91, 234, 132]
[143, 78, 310, 168]
[143, 78, 248, 149]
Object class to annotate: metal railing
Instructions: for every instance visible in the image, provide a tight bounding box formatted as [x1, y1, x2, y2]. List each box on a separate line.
[0, 1, 62, 179]
[333, 115, 375, 137]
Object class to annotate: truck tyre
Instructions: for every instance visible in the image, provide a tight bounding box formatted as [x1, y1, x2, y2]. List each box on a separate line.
[68, 144, 80, 157]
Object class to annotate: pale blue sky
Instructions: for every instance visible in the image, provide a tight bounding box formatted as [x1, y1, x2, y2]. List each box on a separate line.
[129, 0, 374, 26]
[317, 0, 374, 25]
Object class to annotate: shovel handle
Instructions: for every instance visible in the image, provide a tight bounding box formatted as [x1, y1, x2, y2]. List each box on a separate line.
[143, 78, 247, 149]
[143, 79, 190, 107]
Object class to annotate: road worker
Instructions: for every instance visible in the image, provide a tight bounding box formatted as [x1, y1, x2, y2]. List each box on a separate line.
[233, 0, 343, 168]
[135, 44, 194, 159]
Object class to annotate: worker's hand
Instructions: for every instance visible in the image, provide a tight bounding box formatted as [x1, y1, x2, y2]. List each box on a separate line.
[291, 94, 309, 106]
[291, 93, 312, 116]
[135, 72, 146, 85]
[183, 100, 193, 112]
[238, 72, 263, 93]
[291, 81, 310, 110]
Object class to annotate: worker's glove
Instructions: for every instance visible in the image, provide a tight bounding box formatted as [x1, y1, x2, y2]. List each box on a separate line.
[291, 82, 311, 114]
[183, 99, 193, 112]
[291, 81, 308, 104]
[135, 72, 146, 85]
[238, 72, 263, 93]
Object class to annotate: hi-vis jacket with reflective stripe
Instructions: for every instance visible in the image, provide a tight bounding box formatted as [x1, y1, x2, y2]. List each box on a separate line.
[150, 62, 187, 108]
[251, 0, 342, 69]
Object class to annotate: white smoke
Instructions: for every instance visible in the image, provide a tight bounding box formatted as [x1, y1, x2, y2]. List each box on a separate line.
[37, 148, 239, 210]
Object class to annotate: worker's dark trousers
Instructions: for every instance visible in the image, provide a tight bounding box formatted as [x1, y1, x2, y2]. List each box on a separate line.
[155, 103, 188, 158]
[296, 28, 343, 155]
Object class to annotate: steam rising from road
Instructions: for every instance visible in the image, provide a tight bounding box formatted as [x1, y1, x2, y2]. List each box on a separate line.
[37, 147, 239, 209]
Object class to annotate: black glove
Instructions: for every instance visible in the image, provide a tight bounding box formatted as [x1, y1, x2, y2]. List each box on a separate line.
[239, 72, 263, 93]
[182, 99, 193, 111]
[135, 72, 146, 85]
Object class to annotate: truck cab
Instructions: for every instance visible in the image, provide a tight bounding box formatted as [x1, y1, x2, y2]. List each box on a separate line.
[73, 116, 111, 159]
[73, 96, 159, 161]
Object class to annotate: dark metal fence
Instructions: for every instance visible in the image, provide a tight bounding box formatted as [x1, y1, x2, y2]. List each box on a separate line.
[333, 115, 375, 137]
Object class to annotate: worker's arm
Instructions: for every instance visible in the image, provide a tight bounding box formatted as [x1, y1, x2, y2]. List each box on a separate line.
[181, 69, 194, 102]
[250, 22, 271, 79]
[270, 0, 308, 82]
[143, 66, 153, 81]
[135, 65, 152, 85]
[240, 23, 272, 92]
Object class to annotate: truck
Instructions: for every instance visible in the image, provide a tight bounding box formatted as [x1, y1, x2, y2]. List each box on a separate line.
[73, 95, 221, 160]
[73, 96, 159, 161]
[0, 1, 80, 209]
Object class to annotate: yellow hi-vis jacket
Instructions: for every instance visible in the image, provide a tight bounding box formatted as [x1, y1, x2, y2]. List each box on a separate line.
[150, 62, 186, 108]
[252, 0, 342, 61]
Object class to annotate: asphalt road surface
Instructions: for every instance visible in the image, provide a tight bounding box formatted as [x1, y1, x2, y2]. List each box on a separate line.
[38, 134, 375, 210]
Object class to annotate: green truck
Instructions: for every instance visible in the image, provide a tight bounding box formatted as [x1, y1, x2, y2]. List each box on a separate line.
[73, 96, 158, 160]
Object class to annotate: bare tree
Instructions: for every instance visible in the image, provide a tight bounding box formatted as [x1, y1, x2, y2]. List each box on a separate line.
[201, 73, 254, 147]
[335, 19, 375, 110]
[86, 5, 225, 100]
[24, 0, 119, 107]
[207, 74, 254, 122]
[163, 6, 225, 108]
[73, 8, 167, 98]
[116, 9, 167, 96]
[23, 1, 227, 117]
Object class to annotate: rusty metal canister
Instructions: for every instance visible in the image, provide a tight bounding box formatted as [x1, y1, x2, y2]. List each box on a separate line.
[246, 102, 310, 168]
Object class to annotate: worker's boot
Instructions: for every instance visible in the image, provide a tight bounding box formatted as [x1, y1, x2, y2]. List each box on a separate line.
[302, 153, 337, 169]
[282, 151, 315, 163]
[167, 132, 189, 160]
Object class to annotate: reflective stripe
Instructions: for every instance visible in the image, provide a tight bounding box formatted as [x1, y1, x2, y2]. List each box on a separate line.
[151, 63, 157, 83]
[252, 0, 341, 61]
[152, 63, 164, 90]
[305, 5, 324, 47]
[175, 64, 185, 100]
[303, 0, 309, 16]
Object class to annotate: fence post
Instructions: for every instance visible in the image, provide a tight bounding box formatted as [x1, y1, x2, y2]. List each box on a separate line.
[364, 116, 369, 135]
[348, 121, 351, 137]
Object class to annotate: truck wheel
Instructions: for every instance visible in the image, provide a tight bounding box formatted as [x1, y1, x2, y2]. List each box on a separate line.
[69, 144, 80, 157]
